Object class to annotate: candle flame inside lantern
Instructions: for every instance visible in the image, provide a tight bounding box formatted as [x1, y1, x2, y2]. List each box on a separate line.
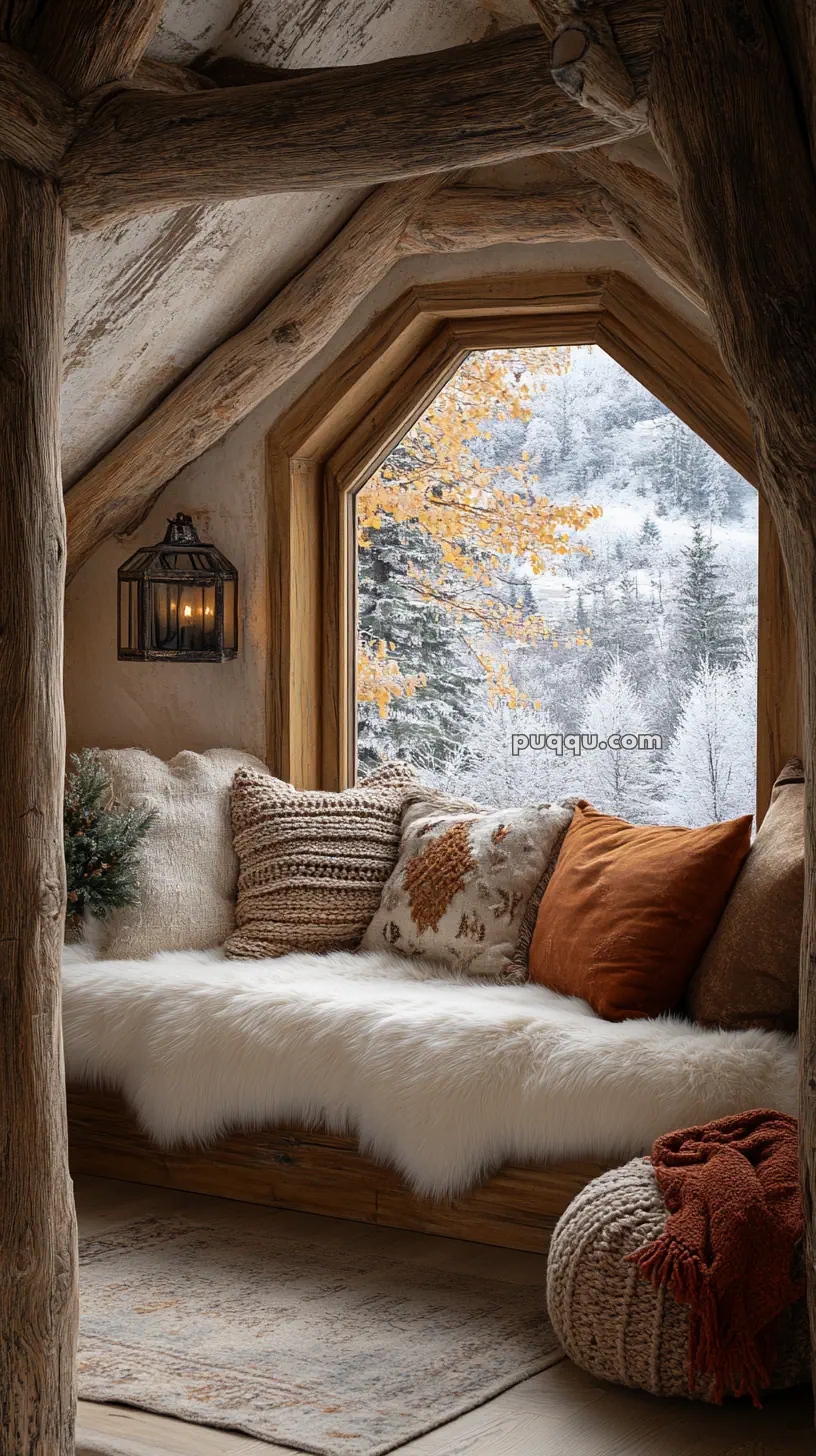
[183, 604, 192, 618]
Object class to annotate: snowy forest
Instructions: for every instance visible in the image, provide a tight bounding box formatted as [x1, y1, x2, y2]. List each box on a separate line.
[356, 345, 758, 827]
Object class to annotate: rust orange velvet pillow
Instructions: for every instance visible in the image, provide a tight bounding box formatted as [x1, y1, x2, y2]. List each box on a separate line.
[529, 802, 753, 1021]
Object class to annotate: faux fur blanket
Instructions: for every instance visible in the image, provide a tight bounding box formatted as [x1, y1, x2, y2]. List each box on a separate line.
[61, 946, 798, 1199]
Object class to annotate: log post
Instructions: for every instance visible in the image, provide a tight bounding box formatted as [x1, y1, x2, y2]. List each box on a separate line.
[0, 163, 77, 1453]
[641, 0, 816, 1398]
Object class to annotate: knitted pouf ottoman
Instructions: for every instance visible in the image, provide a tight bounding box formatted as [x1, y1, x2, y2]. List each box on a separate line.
[546, 1156, 809, 1401]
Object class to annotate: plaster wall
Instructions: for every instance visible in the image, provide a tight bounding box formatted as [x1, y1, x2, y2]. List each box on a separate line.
[64, 238, 708, 763]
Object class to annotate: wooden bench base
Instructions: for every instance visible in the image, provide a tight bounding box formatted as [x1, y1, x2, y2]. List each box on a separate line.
[67, 1085, 614, 1255]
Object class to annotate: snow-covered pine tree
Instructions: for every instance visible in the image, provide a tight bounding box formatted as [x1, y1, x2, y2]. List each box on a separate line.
[357, 513, 476, 773]
[676, 523, 742, 673]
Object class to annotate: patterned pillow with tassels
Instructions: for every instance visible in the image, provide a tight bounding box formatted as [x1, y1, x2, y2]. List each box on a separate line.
[361, 788, 575, 982]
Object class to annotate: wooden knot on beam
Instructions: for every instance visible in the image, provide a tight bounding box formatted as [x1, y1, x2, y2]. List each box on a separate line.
[0, 44, 76, 173]
[551, 7, 647, 136]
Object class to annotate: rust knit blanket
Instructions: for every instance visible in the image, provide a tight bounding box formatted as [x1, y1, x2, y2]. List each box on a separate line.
[629, 1109, 804, 1404]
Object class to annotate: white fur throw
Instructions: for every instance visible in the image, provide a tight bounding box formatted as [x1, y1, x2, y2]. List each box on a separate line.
[62, 946, 797, 1199]
[97, 747, 268, 959]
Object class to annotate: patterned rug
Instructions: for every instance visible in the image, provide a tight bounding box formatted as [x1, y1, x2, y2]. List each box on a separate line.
[78, 1216, 561, 1455]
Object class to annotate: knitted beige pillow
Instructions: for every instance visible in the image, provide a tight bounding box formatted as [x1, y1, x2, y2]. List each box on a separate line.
[98, 747, 269, 959]
[224, 762, 418, 960]
[361, 790, 575, 982]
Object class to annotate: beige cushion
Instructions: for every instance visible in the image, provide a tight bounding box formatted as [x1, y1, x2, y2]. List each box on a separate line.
[98, 748, 269, 959]
[224, 762, 418, 960]
[687, 758, 804, 1031]
[361, 790, 574, 982]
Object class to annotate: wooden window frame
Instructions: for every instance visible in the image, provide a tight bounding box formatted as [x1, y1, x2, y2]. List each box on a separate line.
[267, 269, 799, 821]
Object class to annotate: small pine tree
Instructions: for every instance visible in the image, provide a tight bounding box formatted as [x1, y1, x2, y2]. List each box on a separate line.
[64, 750, 155, 935]
[676, 523, 741, 673]
[639, 516, 661, 548]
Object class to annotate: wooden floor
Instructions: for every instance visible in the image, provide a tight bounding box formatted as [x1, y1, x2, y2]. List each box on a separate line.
[74, 1175, 814, 1456]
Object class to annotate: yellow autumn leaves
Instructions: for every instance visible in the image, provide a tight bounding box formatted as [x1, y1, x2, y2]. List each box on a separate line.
[357, 348, 600, 717]
[357, 638, 426, 720]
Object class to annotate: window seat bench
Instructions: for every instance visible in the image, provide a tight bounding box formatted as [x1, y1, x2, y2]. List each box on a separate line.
[62, 943, 797, 1253]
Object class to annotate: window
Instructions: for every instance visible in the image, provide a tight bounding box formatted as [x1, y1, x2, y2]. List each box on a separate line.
[268, 271, 795, 823]
[355, 345, 758, 826]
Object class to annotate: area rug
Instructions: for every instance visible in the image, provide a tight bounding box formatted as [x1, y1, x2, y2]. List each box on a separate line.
[78, 1216, 561, 1455]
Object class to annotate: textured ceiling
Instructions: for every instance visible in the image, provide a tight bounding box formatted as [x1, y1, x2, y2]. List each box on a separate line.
[62, 0, 501, 484]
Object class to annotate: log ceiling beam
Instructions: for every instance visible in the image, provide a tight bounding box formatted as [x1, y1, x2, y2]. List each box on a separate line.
[529, 0, 665, 96]
[17, 0, 165, 99]
[765, 0, 816, 172]
[398, 181, 618, 252]
[63, 165, 703, 578]
[201, 55, 321, 88]
[58, 27, 626, 231]
[65, 174, 444, 580]
[0, 43, 76, 170]
[551, 5, 645, 133]
[128, 55, 218, 95]
[560, 149, 703, 309]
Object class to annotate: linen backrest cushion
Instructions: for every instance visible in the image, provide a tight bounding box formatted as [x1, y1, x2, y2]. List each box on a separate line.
[361, 790, 575, 982]
[224, 761, 418, 960]
[528, 801, 753, 1020]
[686, 758, 804, 1031]
[98, 747, 269, 959]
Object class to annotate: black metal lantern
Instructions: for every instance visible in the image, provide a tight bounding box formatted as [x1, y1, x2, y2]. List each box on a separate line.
[118, 513, 238, 662]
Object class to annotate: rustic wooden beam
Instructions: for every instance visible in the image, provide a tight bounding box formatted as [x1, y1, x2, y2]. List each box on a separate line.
[0, 161, 77, 1454]
[551, 4, 645, 132]
[765, 1, 816, 173]
[562, 149, 703, 309]
[398, 181, 617, 252]
[0, 42, 76, 171]
[640, 0, 816, 1413]
[530, 0, 665, 97]
[0, 44, 216, 178]
[0, 0, 46, 46]
[201, 56, 321, 88]
[20, 0, 165, 98]
[59, 27, 623, 231]
[63, 166, 707, 575]
[404, 163, 701, 308]
[130, 56, 218, 95]
[64, 175, 442, 581]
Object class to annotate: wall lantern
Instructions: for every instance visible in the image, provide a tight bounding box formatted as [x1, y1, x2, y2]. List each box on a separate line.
[118, 513, 238, 662]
